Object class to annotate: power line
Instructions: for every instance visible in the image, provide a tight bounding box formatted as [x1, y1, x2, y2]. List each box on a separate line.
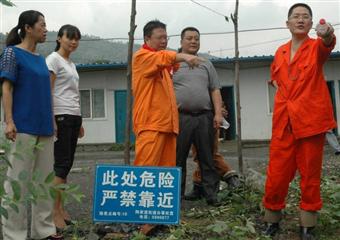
[195, 22, 340, 39]
[54, 22, 340, 42]
[15, 26, 292, 44]
[54, 22, 340, 41]
[1, 24, 339, 49]
[189, 0, 228, 19]
[2, 22, 338, 44]
[208, 37, 290, 53]
[208, 25, 340, 53]
[169, 26, 288, 38]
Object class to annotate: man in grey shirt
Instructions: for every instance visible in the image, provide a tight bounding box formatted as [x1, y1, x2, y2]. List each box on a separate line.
[173, 27, 223, 206]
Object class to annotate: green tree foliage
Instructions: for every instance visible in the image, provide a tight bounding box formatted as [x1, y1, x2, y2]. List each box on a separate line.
[0, 0, 15, 7]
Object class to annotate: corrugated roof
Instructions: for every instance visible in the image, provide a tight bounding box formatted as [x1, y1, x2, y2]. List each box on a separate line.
[76, 51, 340, 70]
[77, 62, 127, 71]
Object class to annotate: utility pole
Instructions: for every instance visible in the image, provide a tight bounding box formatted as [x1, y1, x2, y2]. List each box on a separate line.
[231, 0, 243, 174]
[124, 0, 137, 165]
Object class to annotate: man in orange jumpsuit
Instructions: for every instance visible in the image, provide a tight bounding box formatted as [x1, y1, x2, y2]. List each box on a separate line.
[262, 3, 336, 239]
[132, 20, 203, 235]
[132, 20, 203, 168]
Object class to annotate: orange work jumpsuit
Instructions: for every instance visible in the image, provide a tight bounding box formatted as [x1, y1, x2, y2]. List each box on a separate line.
[132, 45, 179, 167]
[263, 37, 336, 212]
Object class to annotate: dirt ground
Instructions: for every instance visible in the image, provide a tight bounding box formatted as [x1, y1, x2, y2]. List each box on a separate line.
[61, 141, 340, 239]
[68, 141, 269, 221]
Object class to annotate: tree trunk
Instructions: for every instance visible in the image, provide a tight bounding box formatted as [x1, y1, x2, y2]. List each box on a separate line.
[231, 0, 243, 175]
[124, 0, 137, 165]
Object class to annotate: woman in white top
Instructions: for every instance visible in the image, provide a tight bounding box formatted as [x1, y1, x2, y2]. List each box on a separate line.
[46, 24, 84, 229]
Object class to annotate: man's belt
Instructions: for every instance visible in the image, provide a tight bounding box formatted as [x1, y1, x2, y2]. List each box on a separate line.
[179, 109, 212, 116]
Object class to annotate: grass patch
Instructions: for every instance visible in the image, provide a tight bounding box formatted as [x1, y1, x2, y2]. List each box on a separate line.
[110, 143, 135, 151]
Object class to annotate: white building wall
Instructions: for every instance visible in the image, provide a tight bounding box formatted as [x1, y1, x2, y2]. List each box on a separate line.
[77, 70, 127, 144]
[325, 61, 340, 130]
[217, 68, 234, 86]
[75, 59, 340, 143]
[239, 66, 272, 140]
[217, 65, 273, 140]
[233, 60, 340, 140]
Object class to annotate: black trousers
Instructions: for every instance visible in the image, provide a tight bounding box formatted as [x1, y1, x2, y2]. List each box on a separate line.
[54, 114, 82, 179]
[176, 111, 219, 200]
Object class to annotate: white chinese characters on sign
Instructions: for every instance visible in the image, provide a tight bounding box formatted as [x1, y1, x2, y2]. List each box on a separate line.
[101, 190, 118, 206]
[121, 171, 138, 187]
[100, 170, 176, 211]
[140, 171, 156, 188]
[159, 172, 175, 188]
[120, 190, 136, 207]
[102, 170, 119, 186]
[157, 192, 174, 208]
[139, 191, 155, 208]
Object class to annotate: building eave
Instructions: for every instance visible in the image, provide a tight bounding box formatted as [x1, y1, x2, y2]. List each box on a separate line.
[75, 51, 340, 71]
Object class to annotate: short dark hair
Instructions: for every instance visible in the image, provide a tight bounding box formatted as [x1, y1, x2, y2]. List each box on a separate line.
[180, 27, 200, 40]
[143, 20, 166, 38]
[288, 3, 313, 18]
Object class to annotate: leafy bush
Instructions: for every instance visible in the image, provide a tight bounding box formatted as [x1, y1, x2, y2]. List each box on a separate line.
[0, 137, 84, 219]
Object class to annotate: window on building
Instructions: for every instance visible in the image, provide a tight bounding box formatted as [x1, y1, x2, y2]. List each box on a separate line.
[80, 90, 91, 118]
[80, 89, 106, 119]
[267, 83, 276, 114]
[92, 89, 105, 118]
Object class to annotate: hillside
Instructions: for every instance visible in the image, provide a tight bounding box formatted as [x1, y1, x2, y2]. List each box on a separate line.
[0, 32, 141, 64]
[0, 32, 216, 64]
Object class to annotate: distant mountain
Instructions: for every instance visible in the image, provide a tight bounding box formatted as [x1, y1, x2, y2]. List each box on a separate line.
[0, 32, 141, 64]
[0, 32, 217, 64]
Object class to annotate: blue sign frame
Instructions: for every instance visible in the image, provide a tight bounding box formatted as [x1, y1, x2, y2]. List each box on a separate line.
[93, 165, 181, 225]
